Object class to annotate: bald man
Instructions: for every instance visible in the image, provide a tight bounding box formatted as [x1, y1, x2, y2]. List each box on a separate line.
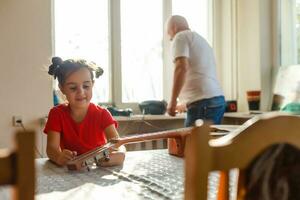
[166, 15, 225, 126]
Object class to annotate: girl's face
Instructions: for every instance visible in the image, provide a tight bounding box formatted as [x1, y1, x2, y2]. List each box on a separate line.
[60, 68, 94, 109]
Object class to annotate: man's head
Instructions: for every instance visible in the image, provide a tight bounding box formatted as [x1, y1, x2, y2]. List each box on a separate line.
[166, 15, 190, 41]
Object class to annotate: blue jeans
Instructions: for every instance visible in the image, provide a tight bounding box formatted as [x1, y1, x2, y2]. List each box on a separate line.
[185, 96, 226, 127]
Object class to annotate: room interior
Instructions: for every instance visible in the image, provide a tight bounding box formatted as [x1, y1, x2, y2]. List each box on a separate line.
[1, 0, 300, 199]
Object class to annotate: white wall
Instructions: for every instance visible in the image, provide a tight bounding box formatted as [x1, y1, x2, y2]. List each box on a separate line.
[0, 0, 53, 153]
[236, 0, 262, 111]
[213, 0, 275, 112]
[236, 0, 275, 111]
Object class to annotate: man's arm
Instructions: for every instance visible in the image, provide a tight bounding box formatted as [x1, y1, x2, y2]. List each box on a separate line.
[168, 57, 188, 116]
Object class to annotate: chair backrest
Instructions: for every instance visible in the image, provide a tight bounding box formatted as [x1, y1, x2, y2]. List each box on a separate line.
[0, 131, 35, 200]
[184, 113, 300, 200]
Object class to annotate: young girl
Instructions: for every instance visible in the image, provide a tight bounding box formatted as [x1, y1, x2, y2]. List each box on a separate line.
[44, 57, 125, 167]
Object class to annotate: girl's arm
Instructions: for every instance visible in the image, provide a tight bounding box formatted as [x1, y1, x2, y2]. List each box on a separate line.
[100, 124, 126, 167]
[46, 131, 77, 166]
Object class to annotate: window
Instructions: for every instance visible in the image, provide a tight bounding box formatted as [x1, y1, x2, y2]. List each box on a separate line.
[275, 0, 300, 108]
[54, 0, 110, 102]
[172, 0, 210, 42]
[120, 0, 163, 103]
[54, 0, 211, 106]
[280, 0, 300, 65]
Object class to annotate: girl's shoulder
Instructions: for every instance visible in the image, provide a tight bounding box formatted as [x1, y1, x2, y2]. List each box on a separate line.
[88, 103, 116, 127]
[88, 104, 115, 120]
[89, 103, 108, 113]
[49, 103, 69, 115]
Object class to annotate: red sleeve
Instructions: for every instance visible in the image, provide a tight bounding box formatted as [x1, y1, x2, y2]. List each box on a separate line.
[43, 108, 62, 134]
[100, 108, 118, 130]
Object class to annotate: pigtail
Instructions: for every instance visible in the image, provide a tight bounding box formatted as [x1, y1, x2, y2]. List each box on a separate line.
[48, 57, 63, 78]
[88, 61, 104, 79]
[95, 67, 104, 78]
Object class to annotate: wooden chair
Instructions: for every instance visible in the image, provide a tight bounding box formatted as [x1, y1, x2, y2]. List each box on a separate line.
[184, 113, 300, 200]
[0, 131, 35, 200]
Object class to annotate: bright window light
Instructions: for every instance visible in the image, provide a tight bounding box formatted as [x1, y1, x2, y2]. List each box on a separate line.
[121, 0, 163, 103]
[54, 0, 109, 103]
[172, 0, 209, 41]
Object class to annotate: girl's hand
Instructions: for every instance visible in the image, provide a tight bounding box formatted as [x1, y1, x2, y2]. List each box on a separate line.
[99, 146, 126, 167]
[56, 149, 77, 166]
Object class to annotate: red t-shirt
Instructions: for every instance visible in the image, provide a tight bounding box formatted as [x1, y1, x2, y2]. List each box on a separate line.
[44, 103, 117, 155]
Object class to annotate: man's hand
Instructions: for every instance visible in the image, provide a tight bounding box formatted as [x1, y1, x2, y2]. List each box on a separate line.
[56, 149, 77, 166]
[176, 103, 187, 113]
[167, 101, 177, 116]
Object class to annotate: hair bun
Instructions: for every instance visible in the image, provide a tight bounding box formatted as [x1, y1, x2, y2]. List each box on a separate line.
[48, 57, 63, 76]
[95, 67, 104, 78]
[52, 57, 63, 66]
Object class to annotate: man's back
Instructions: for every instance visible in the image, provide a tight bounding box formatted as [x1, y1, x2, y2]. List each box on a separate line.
[172, 30, 223, 104]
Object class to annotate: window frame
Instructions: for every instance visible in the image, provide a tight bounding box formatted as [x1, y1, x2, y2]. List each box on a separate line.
[111, 0, 169, 111]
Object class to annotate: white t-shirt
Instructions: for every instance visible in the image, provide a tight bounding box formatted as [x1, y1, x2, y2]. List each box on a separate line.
[171, 30, 223, 104]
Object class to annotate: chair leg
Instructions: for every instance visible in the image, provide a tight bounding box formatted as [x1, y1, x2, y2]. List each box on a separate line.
[185, 167, 210, 200]
[217, 171, 229, 200]
[236, 169, 246, 200]
[12, 131, 35, 200]
[184, 125, 212, 200]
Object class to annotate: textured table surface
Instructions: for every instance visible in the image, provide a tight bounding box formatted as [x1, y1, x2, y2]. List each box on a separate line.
[0, 150, 185, 200]
[0, 149, 232, 200]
